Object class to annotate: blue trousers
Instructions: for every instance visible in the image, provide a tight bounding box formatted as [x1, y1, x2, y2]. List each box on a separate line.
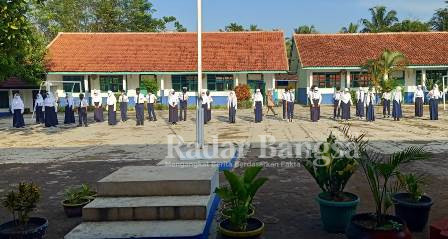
[135, 103, 144, 125]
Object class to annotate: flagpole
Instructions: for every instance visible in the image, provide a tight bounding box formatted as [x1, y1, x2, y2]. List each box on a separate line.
[196, 0, 204, 148]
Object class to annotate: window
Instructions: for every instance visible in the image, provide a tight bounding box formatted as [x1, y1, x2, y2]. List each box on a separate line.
[247, 74, 265, 91]
[416, 71, 423, 86]
[391, 71, 405, 86]
[63, 76, 84, 92]
[312, 72, 341, 88]
[350, 72, 371, 88]
[99, 75, 123, 92]
[0, 91, 8, 108]
[207, 75, 234, 91]
[171, 75, 198, 92]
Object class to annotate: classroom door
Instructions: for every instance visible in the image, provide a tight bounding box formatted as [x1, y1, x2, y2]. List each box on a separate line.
[0, 91, 9, 109]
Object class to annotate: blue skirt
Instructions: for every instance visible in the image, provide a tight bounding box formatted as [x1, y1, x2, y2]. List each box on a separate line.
[35, 106, 45, 124]
[64, 105, 76, 124]
[392, 101, 402, 119]
[44, 106, 58, 127]
[366, 103, 375, 122]
[356, 100, 365, 117]
[341, 102, 351, 120]
[13, 109, 25, 128]
[108, 105, 117, 125]
[429, 99, 439, 120]
[415, 97, 423, 117]
[254, 101, 262, 122]
[120, 102, 128, 121]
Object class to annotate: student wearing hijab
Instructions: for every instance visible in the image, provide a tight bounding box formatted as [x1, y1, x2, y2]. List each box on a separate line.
[168, 89, 179, 124]
[382, 89, 392, 118]
[200, 91, 210, 124]
[134, 88, 146, 126]
[333, 87, 341, 120]
[107, 91, 117, 125]
[286, 89, 295, 122]
[64, 93, 76, 124]
[179, 87, 189, 121]
[118, 90, 128, 122]
[392, 86, 403, 121]
[365, 87, 376, 122]
[227, 91, 237, 123]
[282, 89, 288, 120]
[92, 90, 104, 122]
[356, 88, 366, 119]
[11, 93, 25, 128]
[414, 85, 424, 117]
[146, 91, 157, 121]
[43, 92, 58, 127]
[428, 84, 443, 120]
[309, 86, 322, 122]
[338, 88, 353, 121]
[206, 90, 212, 122]
[34, 93, 45, 124]
[266, 89, 277, 117]
[78, 93, 88, 127]
[253, 89, 264, 123]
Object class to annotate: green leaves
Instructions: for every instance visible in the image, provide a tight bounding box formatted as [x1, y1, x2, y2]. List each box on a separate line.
[2, 182, 41, 226]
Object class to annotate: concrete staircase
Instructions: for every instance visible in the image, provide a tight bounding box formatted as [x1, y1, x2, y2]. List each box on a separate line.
[65, 166, 219, 239]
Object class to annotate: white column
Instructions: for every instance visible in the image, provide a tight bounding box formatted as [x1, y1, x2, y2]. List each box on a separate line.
[84, 75, 89, 92]
[197, 0, 202, 96]
[122, 75, 127, 91]
[271, 74, 276, 90]
[234, 74, 239, 86]
[422, 69, 427, 87]
[160, 75, 165, 90]
[308, 71, 313, 87]
[346, 71, 351, 89]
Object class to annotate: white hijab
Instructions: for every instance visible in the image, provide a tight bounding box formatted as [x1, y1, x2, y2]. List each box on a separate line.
[44, 92, 55, 106]
[254, 89, 263, 102]
[228, 91, 238, 109]
[35, 93, 44, 105]
[168, 89, 178, 106]
[66, 93, 74, 107]
[12, 94, 24, 111]
[107, 91, 116, 105]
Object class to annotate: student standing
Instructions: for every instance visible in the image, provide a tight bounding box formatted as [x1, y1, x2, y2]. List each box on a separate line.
[146, 92, 157, 121]
[365, 87, 376, 122]
[64, 93, 76, 124]
[43, 92, 58, 127]
[287, 89, 295, 122]
[253, 89, 263, 123]
[118, 90, 128, 122]
[333, 87, 341, 119]
[414, 85, 424, 117]
[78, 93, 88, 127]
[34, 93, 45, 124]
[282, 89, 288, 120]
[107, 91, 117, 125]
[168, 89, 179, 125]
[392, 86, 403, 121]
[356, 88, 365, 119]
[92, 90, 104, 122]
[11, 93, 25, 128]
[206, 90, 212, 122]
[428, 84, 443, 120]
[200, 91, 210, 124]
[339, 88, 353, 121]
[227, 91, 237, 123]
[134, 88, 146, 126]
[266, 89, 277, 116]
[309, 87, 322, 122]
[179, 87, 188, 121]
[382, 90, 392, 118]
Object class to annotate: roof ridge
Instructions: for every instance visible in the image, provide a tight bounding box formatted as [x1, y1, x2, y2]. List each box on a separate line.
[59, 31, 284, 35]
[294, 32, 448, 37]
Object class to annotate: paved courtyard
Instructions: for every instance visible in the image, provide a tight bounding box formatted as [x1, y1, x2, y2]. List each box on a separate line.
[0, 104, 447, 239]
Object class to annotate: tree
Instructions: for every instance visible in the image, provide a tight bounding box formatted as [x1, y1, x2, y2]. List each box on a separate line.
[0, 0, 47, 83]
[390, 19, 430, 32]
[294, 25, 318, 34]
[222, 22, 245, 32]
[430, 8, 448, 31]
[363, 50, 407, 92]
[340, 23, 359, 33]
[248, 24, 262, 31]
[361, 6, 398, 32]
[31, 0, 187, 41]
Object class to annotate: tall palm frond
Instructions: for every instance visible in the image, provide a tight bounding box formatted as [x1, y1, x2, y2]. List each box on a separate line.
[361, 6, 398, 32]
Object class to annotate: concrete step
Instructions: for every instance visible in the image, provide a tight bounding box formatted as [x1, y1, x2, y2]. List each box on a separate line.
[83, 195, 213, 221]
[64, 220, 206, 239]
[97, 166, 219, 197]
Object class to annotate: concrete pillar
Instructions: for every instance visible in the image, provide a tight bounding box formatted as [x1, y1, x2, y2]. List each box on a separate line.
[122, 75, 127, 91]
[422, 70, 427, 87]
[346, 71, 351, 89]
[308, 71, 313, 87]
[234, 74, 239, 86]
[84, 75, 89, 92]
[160, 75, 165, 90]
[271, 74, 276, 90]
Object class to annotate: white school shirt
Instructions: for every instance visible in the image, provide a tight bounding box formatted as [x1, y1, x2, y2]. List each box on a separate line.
[179, 92, 189, 101]
[118, 94, 128, 103]
[333, 92, 341, 101]
[92, 95, 102, 106]
[227, 95, 238, 109]
[11, 96, 24, 113]
[356, 90, 365, 102]
[414, 89, 424, 102]
[134, 93, 146, 104]
[35, 95, 44, 107]
[282, 92, 288, 101]
[44, 95, 55, 107]
[339, 92, 353, 105]
[392, 91, 402, 103]
[66, 97, 74, 108]
[364, 92, 376, 106]
[253, 93, 264, 107]
[146, 94, 157, 103]
[287, 92, 295, 102]
[309, 91, 322, 105]
[107, 94, 117, 111]
[428, 89, 442, 100]
[168, 93, 179, 107]
[201, 94, 210, 107]
[79, 98, 89, 108]
[382, 92, 391, 101]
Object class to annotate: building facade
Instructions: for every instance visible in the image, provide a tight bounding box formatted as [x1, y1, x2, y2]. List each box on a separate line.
[290, 32, 448, 104]
[0, 78, 39, 117]
[45, 32, 289, 106]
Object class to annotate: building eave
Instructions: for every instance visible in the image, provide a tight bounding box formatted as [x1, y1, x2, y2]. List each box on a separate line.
[46, 70, 288, 75]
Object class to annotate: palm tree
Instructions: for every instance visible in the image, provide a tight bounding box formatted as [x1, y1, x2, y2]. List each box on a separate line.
[221, 22, 245, 32]
[390, 19, 430, 32]
[361, 6, 398, 32]
[294, 25, 318, 34]
[430, 8, 448, 31]
[248, 24, 262, 31]
[363, 50, 407, 92]
[340, 23, 359, 33]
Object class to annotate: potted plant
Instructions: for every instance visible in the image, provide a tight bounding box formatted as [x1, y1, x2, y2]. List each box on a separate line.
[392, 173, 433, 232]
[340, 127, 430, 239]
[62, 184, 95, 218]
[302, 129, 363, 233]
[215, 166, 268, 238]
[0, 182, 48, 239]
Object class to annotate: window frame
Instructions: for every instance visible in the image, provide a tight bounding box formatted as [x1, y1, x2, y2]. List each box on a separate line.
[171, 75, 198, 92]
[63, 75, 85, 93]
[207, 74, 234, 91]
[350, 72, 371, 88]
[99, 75, 124, 92]
[312, 72, 341, 88]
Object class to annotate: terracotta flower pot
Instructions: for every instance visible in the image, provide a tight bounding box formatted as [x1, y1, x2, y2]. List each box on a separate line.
[346, 213, 412, 239]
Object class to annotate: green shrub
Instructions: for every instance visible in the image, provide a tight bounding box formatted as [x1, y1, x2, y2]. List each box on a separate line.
[2, 182, 41, 226]
[238, 100, 253, 109]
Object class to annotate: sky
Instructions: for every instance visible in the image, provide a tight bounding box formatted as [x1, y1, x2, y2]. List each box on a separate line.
[151, 0, 446, 35]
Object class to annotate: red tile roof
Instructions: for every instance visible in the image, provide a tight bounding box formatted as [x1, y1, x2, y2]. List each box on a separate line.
[294, 32, 448, 68]
[46, 32, 288, 72]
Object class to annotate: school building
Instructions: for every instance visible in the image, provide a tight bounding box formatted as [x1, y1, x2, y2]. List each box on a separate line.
[290, 32, 448, 104]
[0, 77, 40, 117]
[45, 31, 289, 106]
